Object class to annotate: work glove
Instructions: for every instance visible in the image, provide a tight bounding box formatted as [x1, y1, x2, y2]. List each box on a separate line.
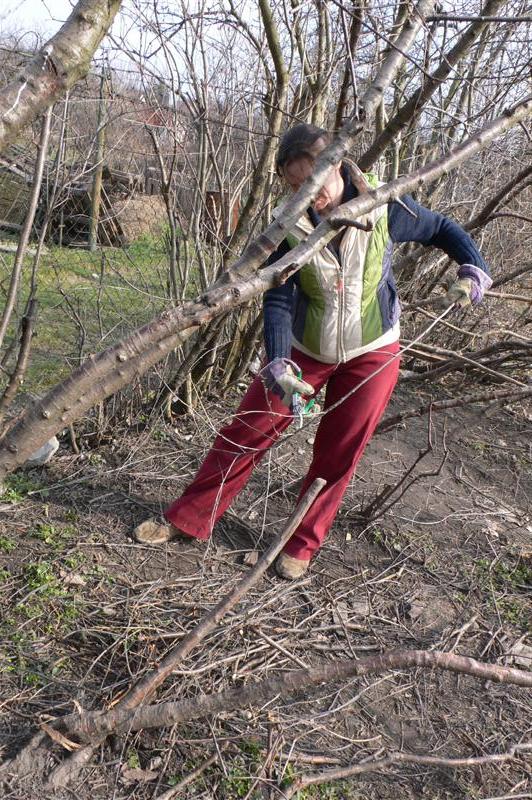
[260, 357, 314, 414]
[436, 264, 493, 309]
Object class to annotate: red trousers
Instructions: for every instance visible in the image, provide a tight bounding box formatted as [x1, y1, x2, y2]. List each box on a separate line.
[165, 342, 400, 561]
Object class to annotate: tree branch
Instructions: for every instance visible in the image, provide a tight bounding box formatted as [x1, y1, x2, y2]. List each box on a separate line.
[284, 744, 531, 798]
[50, 649, 532, 743]
[0, 0, 122, 154]
[358, 0, 507, 171]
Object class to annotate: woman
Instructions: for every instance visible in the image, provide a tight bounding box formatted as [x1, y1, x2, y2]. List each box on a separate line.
[133, 123, 492, 579]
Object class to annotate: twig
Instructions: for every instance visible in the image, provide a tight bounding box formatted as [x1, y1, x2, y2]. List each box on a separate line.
[154, 748, 225, 800]
[283, 744, 531, 798]
[485, 289, 532, 302]
[376, 385, 532, 434]
[359, 416, 449, 521]
[401, 339, 528, 387]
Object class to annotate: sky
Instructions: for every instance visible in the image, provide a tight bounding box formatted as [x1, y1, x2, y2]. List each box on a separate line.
[0, 0, 74, 36]
[0, 0, 138, 71]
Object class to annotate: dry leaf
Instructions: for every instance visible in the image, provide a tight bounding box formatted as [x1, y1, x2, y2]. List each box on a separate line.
[121, 766, 159, 785]
[243, 550, 259, 567]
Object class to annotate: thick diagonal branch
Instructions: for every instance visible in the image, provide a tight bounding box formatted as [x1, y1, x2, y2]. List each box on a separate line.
[54, 649, 532, 742]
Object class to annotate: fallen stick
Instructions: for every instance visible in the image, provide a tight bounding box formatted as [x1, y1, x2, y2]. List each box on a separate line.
[282, 743, 531, 798]
[53, 649, 532, 741]
[376, 385, 532, 433]
[114, 477, 326, 712]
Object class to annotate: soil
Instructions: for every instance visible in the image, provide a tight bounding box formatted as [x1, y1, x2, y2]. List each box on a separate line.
[0, 380, 530, 799]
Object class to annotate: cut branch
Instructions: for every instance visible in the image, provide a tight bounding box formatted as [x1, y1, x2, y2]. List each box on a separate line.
[50, 649, 532, 742]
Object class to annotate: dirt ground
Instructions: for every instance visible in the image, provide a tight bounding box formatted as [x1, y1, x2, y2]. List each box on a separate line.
[0, 379, 530, 799]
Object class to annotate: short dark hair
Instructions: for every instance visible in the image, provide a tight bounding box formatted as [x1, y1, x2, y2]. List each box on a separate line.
[276, 123, 332, 175]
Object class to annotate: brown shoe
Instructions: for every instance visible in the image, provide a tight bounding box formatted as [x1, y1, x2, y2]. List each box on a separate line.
[275, 552, 310, 580]
[132, 518, 187, 544]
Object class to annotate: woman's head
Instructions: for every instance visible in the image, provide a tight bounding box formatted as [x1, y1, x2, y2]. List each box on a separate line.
[276, 123, 344, 216]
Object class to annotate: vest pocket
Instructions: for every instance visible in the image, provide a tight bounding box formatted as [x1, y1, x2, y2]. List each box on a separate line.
[387, 277, 401, 325]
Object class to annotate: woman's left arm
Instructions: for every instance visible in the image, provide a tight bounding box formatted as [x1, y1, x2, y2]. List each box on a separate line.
[388, 196, 492, 305]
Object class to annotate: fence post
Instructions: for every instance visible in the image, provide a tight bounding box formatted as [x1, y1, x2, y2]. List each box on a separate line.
[88, 68, 107, 252]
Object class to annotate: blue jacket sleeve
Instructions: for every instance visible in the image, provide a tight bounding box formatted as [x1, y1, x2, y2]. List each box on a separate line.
[263, 239, 297, 361]
[388, 195, 489, 275]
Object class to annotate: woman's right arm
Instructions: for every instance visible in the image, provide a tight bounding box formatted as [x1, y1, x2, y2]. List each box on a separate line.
[263, 239, 297, 362]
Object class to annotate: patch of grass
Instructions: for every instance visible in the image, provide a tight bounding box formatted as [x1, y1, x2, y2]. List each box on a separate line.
[370, 527, 384, 546]
[63, 551, 86, 570]
[281, 764, 357, 798]
[29, 522, 76, 551]
[475, 556, 532, 591]
[222, 763, 258, 799]
[0, 535, 16, 553]
[1, 473, 41, 503]
[1, 238, 173, 393]
[13, 560, 80, 629]
[151, 428, 168, 442]
[475, 556, 531, 630]
[0, 554, 82, 687]
[126, 747, 141, 770]
[496, 597, 530, 630]
[23, 560, 63, 594]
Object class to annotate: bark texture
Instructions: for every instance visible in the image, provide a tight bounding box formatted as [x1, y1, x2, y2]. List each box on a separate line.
[0, 0, 122, 154]
[53, 649, 532, 741]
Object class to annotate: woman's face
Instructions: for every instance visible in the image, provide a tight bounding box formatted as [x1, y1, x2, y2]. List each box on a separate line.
[281, 153, 344, 217]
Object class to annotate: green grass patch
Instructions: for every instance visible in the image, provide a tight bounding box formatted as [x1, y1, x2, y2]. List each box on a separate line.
[29, 522, 76, 551]
[0, 236, 176, 393]
[0, 535, 16, 553]
[1, 472, 43, 503]
[0, 555, 84, 686]
[475, 556, 532, 591]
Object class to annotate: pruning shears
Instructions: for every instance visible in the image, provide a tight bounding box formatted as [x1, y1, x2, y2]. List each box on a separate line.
[292, 368, 316, 428]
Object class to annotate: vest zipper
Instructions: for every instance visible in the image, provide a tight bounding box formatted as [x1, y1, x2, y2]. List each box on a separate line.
[336, 260, 346, 363]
